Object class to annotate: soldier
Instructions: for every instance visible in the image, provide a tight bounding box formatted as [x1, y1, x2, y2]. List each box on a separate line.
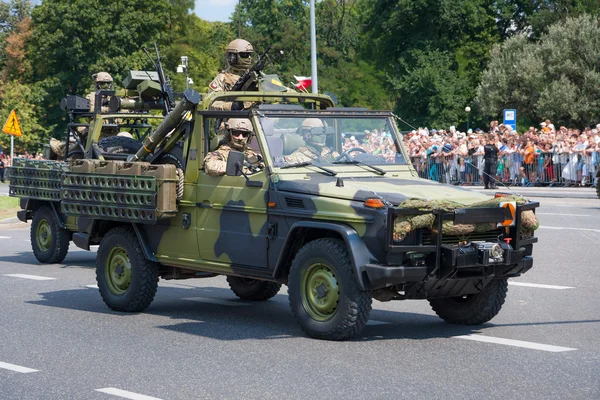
[86, 72, 114, 113]
[285, 118, 339, 164]
[203, 118, 264, 176]
[209, 39, 255, 111]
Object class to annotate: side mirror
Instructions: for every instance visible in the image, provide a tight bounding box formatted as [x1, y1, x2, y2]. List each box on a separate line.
[226, 150, 244, 176]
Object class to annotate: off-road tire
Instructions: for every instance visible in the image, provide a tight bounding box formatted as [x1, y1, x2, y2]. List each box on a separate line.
[428, 278, 508, 325]
[98, 136, 141, 154]
[30, 205, 70, 264]
[288, 238, 372, 340]
[226, 276, 281, 301]
[96, 226, 159, 312]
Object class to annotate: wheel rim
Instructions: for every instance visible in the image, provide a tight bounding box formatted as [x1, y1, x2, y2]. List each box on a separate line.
[105, 246, 132, 295]
[36, 219, 52, 252]
[301, 263, 340, 321]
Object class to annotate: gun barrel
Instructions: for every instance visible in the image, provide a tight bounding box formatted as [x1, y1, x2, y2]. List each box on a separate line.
[128, 89, 201, 162]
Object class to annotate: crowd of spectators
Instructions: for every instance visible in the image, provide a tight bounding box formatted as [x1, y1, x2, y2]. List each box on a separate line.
[403, 120, 600, 188]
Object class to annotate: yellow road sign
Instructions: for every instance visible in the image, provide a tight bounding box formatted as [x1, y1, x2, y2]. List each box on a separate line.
[2, 110, 23, 137]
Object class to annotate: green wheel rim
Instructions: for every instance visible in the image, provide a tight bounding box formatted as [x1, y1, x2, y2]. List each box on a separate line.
[105, 246, 132, 295]
[36, 219, 52, 252]
[301, 263, 340, 322]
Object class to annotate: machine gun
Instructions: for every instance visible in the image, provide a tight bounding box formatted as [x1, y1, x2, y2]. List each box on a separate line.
[143, 44, 175, 114]
[230, 45, 274, 92]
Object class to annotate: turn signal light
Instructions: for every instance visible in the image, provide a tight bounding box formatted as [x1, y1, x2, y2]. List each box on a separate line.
[364, 198, 386, 209]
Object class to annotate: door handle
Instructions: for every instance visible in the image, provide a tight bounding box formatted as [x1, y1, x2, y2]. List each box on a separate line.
[196, 202, 213, 208]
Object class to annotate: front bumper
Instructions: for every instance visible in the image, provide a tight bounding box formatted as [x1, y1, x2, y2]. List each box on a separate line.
[362, 201, 539, 292]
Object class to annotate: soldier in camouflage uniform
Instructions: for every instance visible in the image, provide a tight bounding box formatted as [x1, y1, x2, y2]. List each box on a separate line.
[209, 39, 255, 111]
[203, 118, 264, 176]
[86, 72, 114, 113]
[285, 118, 339, 164]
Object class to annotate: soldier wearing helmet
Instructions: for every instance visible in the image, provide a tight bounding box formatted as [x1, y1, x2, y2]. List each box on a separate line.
[285, 118, 339, 164]
[209, 39, 255, 111]
[203, 118, 264, 176]
[86, 71, 114, 113]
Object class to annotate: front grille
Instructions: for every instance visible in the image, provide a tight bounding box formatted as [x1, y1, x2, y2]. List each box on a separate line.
[422, 229, 503, 245]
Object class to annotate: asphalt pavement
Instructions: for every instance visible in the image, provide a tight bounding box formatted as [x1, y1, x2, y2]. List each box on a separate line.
[0, 195, 599, 399]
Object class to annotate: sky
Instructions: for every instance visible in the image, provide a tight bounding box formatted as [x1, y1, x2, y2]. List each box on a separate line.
[194, 0, 237, 22]
[30, 0, 237, 23]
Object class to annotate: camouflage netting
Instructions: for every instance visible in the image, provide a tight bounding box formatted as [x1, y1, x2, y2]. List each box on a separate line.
[392, 196, 538, 240]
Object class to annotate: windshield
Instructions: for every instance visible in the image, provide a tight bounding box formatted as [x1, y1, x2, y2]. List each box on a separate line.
[258, 115, 407, 168]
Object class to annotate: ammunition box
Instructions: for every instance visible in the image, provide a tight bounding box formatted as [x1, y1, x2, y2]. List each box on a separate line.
[118, 161, 149, 176]
[142, 164, 177, 218]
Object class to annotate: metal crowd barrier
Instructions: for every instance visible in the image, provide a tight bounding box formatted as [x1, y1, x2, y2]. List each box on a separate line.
[409, 151, 600, 186]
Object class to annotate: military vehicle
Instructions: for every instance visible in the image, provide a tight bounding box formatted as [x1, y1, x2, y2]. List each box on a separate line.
[9, 62, 540, 340]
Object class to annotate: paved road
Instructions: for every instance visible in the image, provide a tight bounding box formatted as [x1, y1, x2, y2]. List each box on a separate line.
[0, 196, 599, 399]
[0, 182, 9, 196]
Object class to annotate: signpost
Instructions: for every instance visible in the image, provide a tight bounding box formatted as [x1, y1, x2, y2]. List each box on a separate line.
[503, 109, 517, 132]
[1, 109, 23, 162]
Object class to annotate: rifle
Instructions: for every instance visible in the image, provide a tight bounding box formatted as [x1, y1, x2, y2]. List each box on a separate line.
[230, 45, 273, 92]
[143, 44, 175, 114]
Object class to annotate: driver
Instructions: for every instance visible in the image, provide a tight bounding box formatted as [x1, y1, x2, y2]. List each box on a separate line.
[203, 118, 264, 176]
[285, 118, 339, 164]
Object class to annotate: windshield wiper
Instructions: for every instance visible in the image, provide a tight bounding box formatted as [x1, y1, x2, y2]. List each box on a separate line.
[333, 160, 386, 175]
[280, 161, 337, 176]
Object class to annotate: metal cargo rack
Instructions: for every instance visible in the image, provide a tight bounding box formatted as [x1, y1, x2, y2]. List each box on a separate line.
[8, 158, 68, 201]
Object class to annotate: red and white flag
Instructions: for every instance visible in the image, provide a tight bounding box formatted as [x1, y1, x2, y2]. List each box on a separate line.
[294, 76, 312, 91]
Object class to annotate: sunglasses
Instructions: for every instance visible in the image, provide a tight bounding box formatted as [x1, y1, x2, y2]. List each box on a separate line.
[232, 130, 250, 138]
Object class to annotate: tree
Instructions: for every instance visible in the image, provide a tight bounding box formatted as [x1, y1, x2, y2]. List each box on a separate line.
[363, 0, 500, 127]
[494, 0, 600, 39]
[476, 14, 600, 128]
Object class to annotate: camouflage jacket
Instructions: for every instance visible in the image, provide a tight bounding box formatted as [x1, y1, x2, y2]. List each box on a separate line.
[285, 145, 339, 164]
[203, 143, 264, 176]
[208, 70, 254, 111]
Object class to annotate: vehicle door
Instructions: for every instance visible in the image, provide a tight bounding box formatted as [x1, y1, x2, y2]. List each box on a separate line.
[196, 116, 269, 269]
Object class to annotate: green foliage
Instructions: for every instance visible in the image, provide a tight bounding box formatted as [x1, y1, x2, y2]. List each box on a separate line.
[477, 14, 600, 128]
[364, 0, 500, 127]
[0, 80, 52, 152]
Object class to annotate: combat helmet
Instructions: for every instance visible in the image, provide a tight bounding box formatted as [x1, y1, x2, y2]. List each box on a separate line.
[93, 72, 113, 90]
[226, 118, 253, 150]
[301, 118, 326, 147]
[226, 39, 254, 72]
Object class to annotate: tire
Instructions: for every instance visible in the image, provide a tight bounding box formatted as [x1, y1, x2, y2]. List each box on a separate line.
[96, 226, 159, 312]
[428, 278, 509, 325]
[30, 205, 70, 263]
[288, 238, 372, 340]
[226, 276, 281, 301]
[98, 136, 141, 154]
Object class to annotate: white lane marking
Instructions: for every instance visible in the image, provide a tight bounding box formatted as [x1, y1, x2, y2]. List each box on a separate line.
[85, 284, 99, 289]
[367, 320, 391, 326]
[536, 213, 592, 217]
[509, 282, 574, 290]
[0, 236, 11, 239]
[453, 334, 577, 352]
[182, 297, 250, 307]
[95, 387, 163, 400]
[3, 274, 56, 281]
[0, 361, 38, 373]
[538, 226, 600, 233]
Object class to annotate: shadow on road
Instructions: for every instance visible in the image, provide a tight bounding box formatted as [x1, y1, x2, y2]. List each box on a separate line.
[0, 251, 96, 268]
[26, 285, 600, 342]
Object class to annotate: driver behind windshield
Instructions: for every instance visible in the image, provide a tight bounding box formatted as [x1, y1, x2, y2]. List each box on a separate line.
[203, 118, 264, 176]
[285, 118, 339, 164]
